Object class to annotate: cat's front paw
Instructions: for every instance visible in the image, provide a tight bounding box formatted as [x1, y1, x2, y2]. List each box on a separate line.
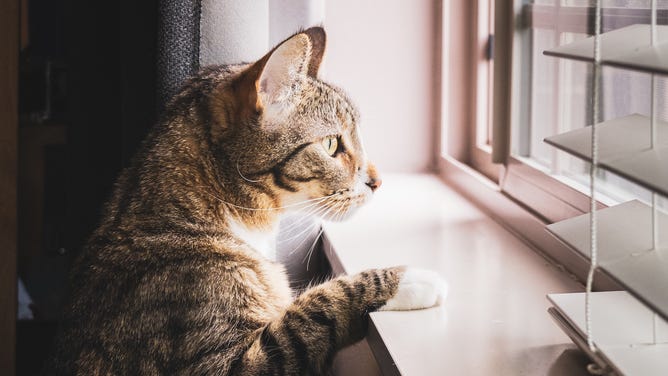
[380, 268, 448, 311]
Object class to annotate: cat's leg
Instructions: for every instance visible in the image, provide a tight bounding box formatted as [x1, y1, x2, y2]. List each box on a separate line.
[233, 266, 447, 375]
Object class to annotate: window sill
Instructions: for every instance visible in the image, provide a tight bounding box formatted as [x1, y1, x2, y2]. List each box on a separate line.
[323, 173, 590, 375]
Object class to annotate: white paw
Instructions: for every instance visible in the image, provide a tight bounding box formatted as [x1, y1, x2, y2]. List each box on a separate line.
[379, 268, 448, 311]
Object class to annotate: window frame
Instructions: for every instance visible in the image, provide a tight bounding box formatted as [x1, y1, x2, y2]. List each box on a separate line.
[500, 2, 607, 225]
[469, 0, 500, 182]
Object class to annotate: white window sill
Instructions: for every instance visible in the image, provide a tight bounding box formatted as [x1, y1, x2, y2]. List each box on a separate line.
[323, 173, 590, 375]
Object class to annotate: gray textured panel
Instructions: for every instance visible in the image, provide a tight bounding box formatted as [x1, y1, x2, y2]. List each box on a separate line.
[156, 0, 201, 113]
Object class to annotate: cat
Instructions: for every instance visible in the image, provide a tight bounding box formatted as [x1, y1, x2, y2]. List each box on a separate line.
[47, 27, 446, 375]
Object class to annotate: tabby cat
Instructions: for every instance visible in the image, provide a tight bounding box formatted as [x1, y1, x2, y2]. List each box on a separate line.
[48, 27, 446, 375]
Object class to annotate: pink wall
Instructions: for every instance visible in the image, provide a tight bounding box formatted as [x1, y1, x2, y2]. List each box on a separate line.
[322, 0, 438, 173]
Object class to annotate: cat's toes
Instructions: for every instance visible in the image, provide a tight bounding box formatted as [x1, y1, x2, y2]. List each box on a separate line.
[379, 268, 448, 311]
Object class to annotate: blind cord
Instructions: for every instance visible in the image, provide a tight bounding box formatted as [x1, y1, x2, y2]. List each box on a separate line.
[651, 0, 658, 47]
[585, 0, 602, 354]
[650, 0, 659, 347]
[651, 75, 657, 149]
[650, 0, 659, 254]
[584, 0, 661, 357]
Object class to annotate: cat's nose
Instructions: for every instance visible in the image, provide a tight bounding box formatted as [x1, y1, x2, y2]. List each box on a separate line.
[366, 177, 382, 192]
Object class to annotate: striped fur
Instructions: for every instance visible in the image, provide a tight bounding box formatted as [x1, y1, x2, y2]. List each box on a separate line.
[46, 27, 413, 375]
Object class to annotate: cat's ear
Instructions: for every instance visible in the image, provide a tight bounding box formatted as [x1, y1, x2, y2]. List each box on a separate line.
[257, 32, 311, 106]
[302, 27, 326, 77]
[237, 27, 326, 115]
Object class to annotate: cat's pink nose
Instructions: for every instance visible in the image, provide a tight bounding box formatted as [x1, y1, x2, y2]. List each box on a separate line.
[366, 177, 382, 192]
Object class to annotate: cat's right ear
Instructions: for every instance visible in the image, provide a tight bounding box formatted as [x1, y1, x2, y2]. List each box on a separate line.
[235, 27, 326, 118]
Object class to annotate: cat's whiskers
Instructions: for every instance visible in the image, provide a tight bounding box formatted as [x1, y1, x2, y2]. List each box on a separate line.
[305, 227, 326, 272]
[302, 200, 345, 269]
[277, 194, 343, 234]
[277, 202, 327, 230]
[336, 199, 351, 219]
[274, 201, 329, 227]
[204, 190, 337, 212]
[335, 201, 348, 221]
[281, 204, 335, 250]
[276, 202, 331, 237]
[285, 224, 322, 258]
[287, 204, 335, 258]
[235, 158, 262, 183]
[206, 188, 349, 262]
[280, 225, 319, 249]
[278, 218, 321, 246]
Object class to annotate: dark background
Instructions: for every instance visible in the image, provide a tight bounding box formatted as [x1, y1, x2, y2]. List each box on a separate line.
[18, 0, 160, 373]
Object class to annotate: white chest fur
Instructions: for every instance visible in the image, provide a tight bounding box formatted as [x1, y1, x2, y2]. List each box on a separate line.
[228, 220, 279, 261]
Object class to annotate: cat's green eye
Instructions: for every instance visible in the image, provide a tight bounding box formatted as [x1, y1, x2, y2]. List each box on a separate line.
[322, 136, 338, 156]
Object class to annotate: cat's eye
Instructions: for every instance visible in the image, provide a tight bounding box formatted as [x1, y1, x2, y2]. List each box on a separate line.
[322, 136, 338, 156]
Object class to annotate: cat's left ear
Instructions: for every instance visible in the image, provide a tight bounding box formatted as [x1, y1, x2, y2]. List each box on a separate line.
[238, 27, 326, 114]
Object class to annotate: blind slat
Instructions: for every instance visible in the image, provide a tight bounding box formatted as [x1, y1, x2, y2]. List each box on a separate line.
[544, 114, 668, 198]
[548, 291, 668, 376]
[544, 24, 668, 76]
[547, 200, 668, 322]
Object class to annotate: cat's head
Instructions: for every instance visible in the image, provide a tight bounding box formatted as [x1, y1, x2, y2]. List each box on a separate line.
[210, 27, 380, 221]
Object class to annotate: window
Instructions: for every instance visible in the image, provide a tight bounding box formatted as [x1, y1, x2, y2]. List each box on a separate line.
[440, 1, 668, 372]
[442, 0, 668, 220]
[513, 0, 668, 211]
